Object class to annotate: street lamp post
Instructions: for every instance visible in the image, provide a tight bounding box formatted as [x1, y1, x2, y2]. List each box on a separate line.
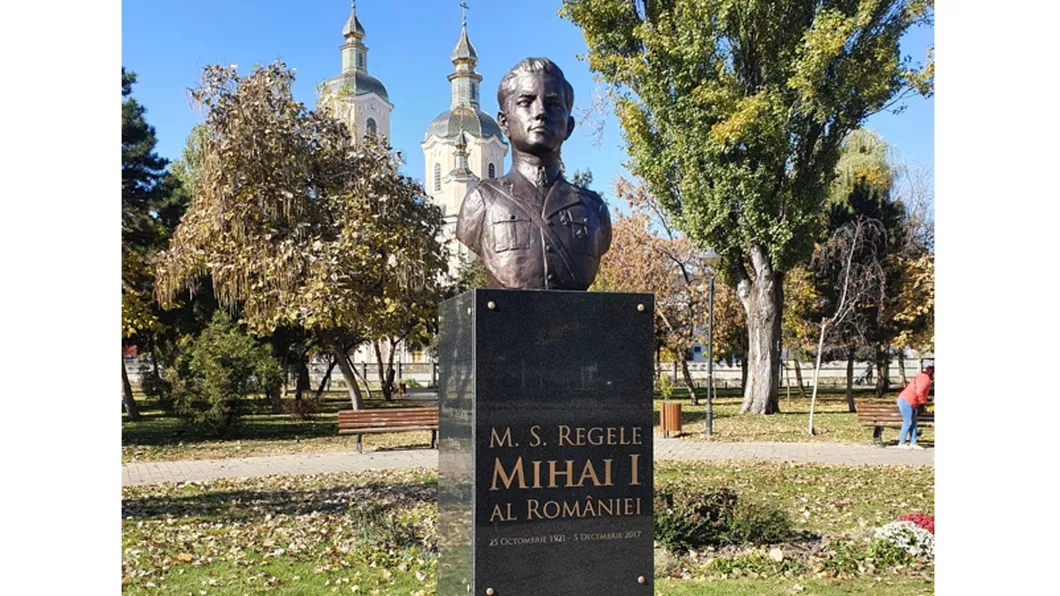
[702, 248, 721, 437]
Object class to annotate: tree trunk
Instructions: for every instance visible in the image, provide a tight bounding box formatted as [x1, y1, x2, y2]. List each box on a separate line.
[736, 247, 782, 414]
[322, 335, 365, 410]
[793, 359, 806, 398]
[897, 350, 907, 386]
[267, 385, 282, 414]
[679, 358, 699, 405]
[121, 356, 141, 421]
[373, 340, 393, 402]
[874, 347, 891, 397]
[314, 357, 337, 399]
[295, 352, 310, 400]
[740, 355, 748, 393]
[845, 348, 856, 412]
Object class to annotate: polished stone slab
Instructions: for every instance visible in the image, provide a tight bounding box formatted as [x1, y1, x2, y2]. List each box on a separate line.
[438, 289, 655, 596]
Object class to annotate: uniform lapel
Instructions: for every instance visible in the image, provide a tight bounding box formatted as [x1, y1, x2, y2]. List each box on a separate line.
[542, 178, 583, 219]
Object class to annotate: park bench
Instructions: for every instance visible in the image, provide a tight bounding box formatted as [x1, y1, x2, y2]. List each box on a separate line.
[338, 407, 439, 453]
[856, 403, 935, 446]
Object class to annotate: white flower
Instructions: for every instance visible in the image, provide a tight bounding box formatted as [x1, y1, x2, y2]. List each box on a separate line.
[873, 520, 934, 559]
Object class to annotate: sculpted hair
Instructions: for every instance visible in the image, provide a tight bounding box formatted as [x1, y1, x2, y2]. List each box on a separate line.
[497, 58, 575, 113]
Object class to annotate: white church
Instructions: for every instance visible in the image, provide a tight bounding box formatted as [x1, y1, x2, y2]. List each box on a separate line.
[324, 2, 508, 366]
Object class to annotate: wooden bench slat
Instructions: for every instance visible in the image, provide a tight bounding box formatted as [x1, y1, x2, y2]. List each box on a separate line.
[339, 426, 438, 435]
[336, 408, 439, 453]
[339, 417, 438, 426]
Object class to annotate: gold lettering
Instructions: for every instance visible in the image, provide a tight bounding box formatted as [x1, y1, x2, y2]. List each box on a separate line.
[527, 499, 540, 520]
[490, 427, 514, 448]
[542, 500, 561, 519]
[607, 427, 617, 445]
[558, 425, 572, 446]
[489, 504, 507, 522]
[562, 500, 582, 518]
[491, 457, 526, 490]
[587, 427, 603, 445]
[603, 459, 613, 486]
[632, 426, 642, 445]
[576, 459, 603, 487]
[548, 460, 575, 488]
[596, 498, 613, 516]
[529, 425, 542, 447]
[531, 460, 542, 489]
[636, 497, 642, 515]
[629, 454, 641, 485]
[624, 498, 635, 515]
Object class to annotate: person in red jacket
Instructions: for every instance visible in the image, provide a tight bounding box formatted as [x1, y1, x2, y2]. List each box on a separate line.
[896, 366, 934, 449]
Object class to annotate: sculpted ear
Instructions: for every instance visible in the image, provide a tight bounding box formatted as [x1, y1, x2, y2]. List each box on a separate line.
[498, 111, 509, 137]
[565, 116, 575, 140]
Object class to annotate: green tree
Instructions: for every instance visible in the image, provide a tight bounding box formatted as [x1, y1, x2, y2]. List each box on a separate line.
[122, 68, 173, 421]
[562, 0, 933, 414]
[155, 63, 446, 410]
[167, 312, 283, 434]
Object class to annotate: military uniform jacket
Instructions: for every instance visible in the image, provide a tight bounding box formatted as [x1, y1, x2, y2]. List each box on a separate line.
[455, 169, 612, 290]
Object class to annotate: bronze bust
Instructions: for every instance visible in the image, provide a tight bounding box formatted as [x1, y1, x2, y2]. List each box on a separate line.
[456, 58, 611, 290]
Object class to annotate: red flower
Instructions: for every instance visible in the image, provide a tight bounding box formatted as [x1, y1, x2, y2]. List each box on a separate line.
[898, 513, 934, 535]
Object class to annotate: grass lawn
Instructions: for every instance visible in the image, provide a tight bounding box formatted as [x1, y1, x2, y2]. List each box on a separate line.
[654, 389, 934, 446]
[122, 462, 932, 594]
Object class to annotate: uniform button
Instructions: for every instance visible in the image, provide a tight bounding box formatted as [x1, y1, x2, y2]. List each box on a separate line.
[547, 273, 555, 281]
[546, 244, 554, 253]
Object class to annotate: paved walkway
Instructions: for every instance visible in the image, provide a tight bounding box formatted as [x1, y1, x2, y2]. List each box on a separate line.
[122, 439, 931, 486]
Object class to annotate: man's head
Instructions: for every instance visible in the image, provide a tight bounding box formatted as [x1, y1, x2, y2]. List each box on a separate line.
[925, 366, 935, 379]
[496, 58, 575, 159]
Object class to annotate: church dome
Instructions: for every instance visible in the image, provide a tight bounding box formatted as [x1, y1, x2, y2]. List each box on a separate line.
[451, 24, 477, 62]
[342, 13, 365, 38]
[325, 71, 389, 102]
[426, 106, 505, 142]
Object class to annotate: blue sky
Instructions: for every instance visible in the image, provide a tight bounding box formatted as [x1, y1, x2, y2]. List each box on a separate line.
[122, 0, 934, 200]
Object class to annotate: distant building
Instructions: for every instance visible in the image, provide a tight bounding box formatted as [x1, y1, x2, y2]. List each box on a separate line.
[322, 1, 393, 145]
[421, 10, 509, 279]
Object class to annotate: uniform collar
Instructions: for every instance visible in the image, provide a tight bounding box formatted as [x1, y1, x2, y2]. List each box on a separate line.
[504, 169, 583, 218]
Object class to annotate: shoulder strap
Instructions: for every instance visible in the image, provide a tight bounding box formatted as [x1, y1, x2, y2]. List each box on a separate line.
[487, 182, 580, 287]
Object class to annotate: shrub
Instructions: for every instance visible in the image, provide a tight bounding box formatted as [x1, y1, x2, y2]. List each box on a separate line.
[168, 312, 283, 434]
[654, 485, 794, 550]
[654, 486, 737, 550]
[657, 373, 675, 400]
[721, 502, 795, 545]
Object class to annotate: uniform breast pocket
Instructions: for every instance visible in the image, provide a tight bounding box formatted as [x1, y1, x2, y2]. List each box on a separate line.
[491, 213, 532, 253]
[569, 212, 600, 256]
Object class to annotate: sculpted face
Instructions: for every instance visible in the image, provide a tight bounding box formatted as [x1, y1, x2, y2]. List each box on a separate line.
[498, 71, 575, 158]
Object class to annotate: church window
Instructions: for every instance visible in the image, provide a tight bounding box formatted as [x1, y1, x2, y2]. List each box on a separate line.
[470, 84, 477, 102]
[434, 163, 442, 191]
[488, 163, 496, 179]
[366, 118, 377, 135]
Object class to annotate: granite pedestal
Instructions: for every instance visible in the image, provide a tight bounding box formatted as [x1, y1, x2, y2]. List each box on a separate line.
[438, 289, 654, 596]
